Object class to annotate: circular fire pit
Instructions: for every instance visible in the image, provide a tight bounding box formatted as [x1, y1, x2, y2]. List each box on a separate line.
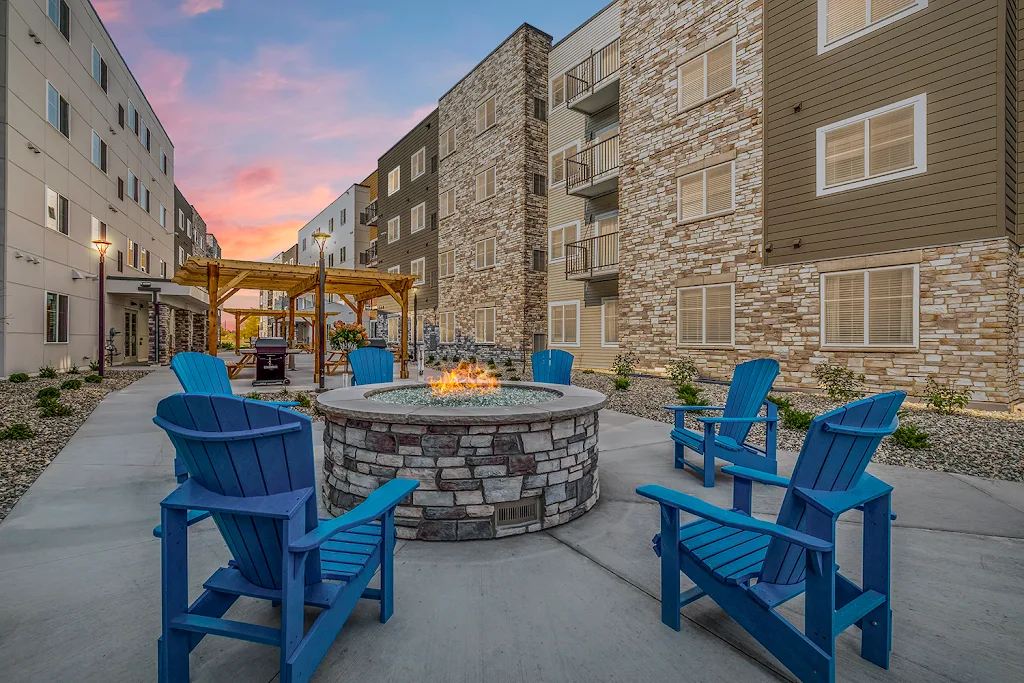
[317, 380, 606, 541]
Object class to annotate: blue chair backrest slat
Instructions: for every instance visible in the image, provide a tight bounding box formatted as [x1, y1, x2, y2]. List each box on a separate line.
[171, 352, 233, 395]
[350, 347, 394, 386]
[532, 349, 573, 385]
[718, 359, 780, 444]
[757, 391, 905, 586]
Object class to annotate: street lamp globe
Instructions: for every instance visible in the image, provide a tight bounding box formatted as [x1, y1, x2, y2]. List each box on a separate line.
[311, 230, 330, 255]
[92, 238, 112, 258]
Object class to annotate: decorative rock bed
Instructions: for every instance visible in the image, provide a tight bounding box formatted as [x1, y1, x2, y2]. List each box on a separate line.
[318, 381, 606, 540]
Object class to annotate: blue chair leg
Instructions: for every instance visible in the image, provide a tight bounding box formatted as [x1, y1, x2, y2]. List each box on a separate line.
[279, 510, 306, 683]
[861, 493, 893, 669]
[673, 442, 685, 469]
[380, 512, 395, 623]
[702, 449, 715, 488]
[160, 507, 191, 683]
[658, 504, 681, 631]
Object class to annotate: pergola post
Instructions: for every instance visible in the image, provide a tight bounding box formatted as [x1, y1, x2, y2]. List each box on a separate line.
[234, 312, 241, 355]
[207, 263, 219, 356]
[288, 298, 296, 348]
[356, 300, 364, 326]
[399, 288, 409, 379]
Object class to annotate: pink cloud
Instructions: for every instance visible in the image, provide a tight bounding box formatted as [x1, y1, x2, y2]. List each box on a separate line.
[181, 0, 224, 17]
[234, 165, 280, 192]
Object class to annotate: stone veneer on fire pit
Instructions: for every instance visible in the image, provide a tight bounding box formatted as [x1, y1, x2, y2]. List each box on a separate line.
[317, 381, 606, 541]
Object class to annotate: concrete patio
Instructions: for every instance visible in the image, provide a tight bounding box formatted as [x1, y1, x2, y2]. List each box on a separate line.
[0, 368, 1021, 682]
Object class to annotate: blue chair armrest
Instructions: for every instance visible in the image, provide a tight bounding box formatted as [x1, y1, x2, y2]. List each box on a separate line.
[722, 465, 790, 488]
[665, 405, 725, 412]
[161, 478, 313, 520]
[636, 484, 833, 552]
[794, 473, 893, 517]
[695, 415, 779, 424]
[152, 510, 212, 538]
[153, 416, 303, 442]
[267, 401, 301, 407]
[291, 478, 418, 552]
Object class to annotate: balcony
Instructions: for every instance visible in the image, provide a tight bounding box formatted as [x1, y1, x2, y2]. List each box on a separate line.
[359, 241, 378, 268]
[565, 232, 618, 281]
[565, 38, 620, 114]
[362, 199, 378, 226]
[566, 135, 619, 198]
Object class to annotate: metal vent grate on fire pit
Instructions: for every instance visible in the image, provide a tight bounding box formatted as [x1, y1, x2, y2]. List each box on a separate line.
[494, 498, 541, 528]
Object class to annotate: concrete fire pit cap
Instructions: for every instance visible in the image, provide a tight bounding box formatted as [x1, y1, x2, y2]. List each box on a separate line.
[316, 381, 607, 425]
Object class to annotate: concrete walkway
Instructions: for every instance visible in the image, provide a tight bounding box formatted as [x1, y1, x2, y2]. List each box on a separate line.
[0, 369, 1021, 682]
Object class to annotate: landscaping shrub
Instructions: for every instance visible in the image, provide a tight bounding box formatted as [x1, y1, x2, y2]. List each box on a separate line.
[487, 361, 497, 369]
[667, 358, 699, 387]
[508, 374, 522, 382]
[612, 376, 630, 390]
[8, 373, 30, 383]
[504, 358, 514, 367]
[581, 369, 595, 374]
[61, 379, 83, 391]
[37, 387, 61, 402]
[245, 392, 262, 400]
[89, 361, 100, 372]
[39, 401, 74, 418]
[924, 378, 972, 414]
[469, 356, 477, 364]
[891, 423, 931, 449]
[766, 394, 794, 412]
[65, 366, 80, 375]
[491, 372, 502, 379]
[813, 363, 864, 402]
[611, 351, 639, 379]
[1, 423, 35, 440]
[38, 365, 58, 379]
[676, 382, 709, 406]
[296, 393, 312, 409]
[427, 355, 436, 364]
[781, 408, 816, 431]
[84, 374, 103, 384]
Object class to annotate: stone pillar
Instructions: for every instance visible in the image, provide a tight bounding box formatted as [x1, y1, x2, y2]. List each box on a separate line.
[192, 311, 208, 353]
[148, 304, 172, 365]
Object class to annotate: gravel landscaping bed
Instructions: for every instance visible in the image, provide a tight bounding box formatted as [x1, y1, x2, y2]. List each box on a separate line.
[0, 370, 151, 521]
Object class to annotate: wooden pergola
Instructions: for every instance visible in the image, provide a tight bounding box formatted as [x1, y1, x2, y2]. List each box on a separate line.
[222, 308, 317, 354]
[173, 257, 417, 378]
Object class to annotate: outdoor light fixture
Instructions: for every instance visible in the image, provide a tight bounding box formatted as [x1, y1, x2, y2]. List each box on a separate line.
[92, 238, 112, 377]
[311, 229, 330, 389]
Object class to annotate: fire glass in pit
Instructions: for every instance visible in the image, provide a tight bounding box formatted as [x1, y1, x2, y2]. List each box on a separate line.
[369, 385, 558, 407]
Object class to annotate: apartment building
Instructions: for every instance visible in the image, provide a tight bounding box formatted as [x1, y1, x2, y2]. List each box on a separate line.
[204, 232, 221, 259]
[172, 185, 204, 269]
[0, 0, 210, 373]
[258, 243, 296, 337]
[547, 1, 621, 369]
[375, 108, 439, 347]
[436, 23, 551, 361]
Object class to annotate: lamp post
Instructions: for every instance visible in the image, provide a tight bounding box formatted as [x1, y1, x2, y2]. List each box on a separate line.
[312, 229, 330, 389]
[92, 238, 112, 376]
[412, 287, 421, 376]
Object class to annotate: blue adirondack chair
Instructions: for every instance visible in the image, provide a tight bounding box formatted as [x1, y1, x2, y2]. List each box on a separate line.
[154, 393, 417, 683]
[638, 391, 904, 683]
[667, 358, 780, 487]
[349, 346, 394, 385]
[531, 349, 574, 385]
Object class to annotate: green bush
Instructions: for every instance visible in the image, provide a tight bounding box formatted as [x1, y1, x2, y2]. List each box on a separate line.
[891, 423, 931, 449]
[612, 351, 640, 378]
[813, 363, 864, 402]
[37, 387, 61, 401]
[782, 408, 816, 430]
[667, 358, 699, 387]
[65, 366, 80, 375]
[61, 379, 83, 391]
[581, 369, 595, 374]
[924, 378, 971, 414]
[676, 382, 709, 406]
[504, 358, 514, 367]
[427, 355, 436, 364]
[8, 373, 30, 383]
[1, 423, 35, 440]
[612, 376, 631, 390]
[219, 341, 235, 350]
[508, 375, 522, 382]
[487, 360, 497, 369]
[84, 374, 103, 384]
[491, 372, 503, 379]
[39, 401, 74, 418]
[766, 394, 794, 412]
[89, 361, 100, 372]
[296, 393, 312, 409]
[38, 365, 58, 379]
[244, 392, 263, 400]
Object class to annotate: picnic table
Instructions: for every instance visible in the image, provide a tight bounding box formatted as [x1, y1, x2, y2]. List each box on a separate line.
[232, 348, 301, 376]
[324, 349, 351, 377]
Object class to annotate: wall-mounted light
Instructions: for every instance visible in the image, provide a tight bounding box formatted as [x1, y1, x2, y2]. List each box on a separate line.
[27, 142, 41, 154]
[108, 204, 118, 213]
[28, 29, 41, 45]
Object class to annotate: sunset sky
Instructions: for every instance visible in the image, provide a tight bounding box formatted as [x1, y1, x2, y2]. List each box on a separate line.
[94, 0, 606, 309]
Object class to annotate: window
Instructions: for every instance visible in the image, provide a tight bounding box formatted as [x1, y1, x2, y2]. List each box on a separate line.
[549, 301, 579, 346]
[302, 237, 307, 251]
[160, 150, 168, 175]
[534, 97, 547, 121]
[820, 0, 926, 53]
[677, 39, 735, 110]
[140, 247, 149, 273]
[46, 82, 69, 138]
[431, 212, 438, 230]
[532, 249, 546, 272]
[45, 187, 69, 235]
[340, 246, 347, 263]
[160, 204, 167, 229]
[387, 316, 402, 343]
[187, 219, 193, 239]
[549, 221, 579, 262]
[178, 209, 185, 230]
[178, 246, 185, 266]
[476, 96, 496, 134]
[439, 249, 456, 278]
[409, 202, 426, 233]
[677, 161, 734, 221]
[440, 311, 456, 344]
[475, 308, 495, 344]
[550, 142, 579, 186]
[388, 216, 400, 243]
[90, 216, 106, 242]
[44, 292, 69, 343]
[341, 209, 347, 226]
[411, 257, 425, 285]
[440, 125, 456, 158]
[388, 265, 400, 275]
[128, 239, 140, 269]
[388, 166, 401, 195]
[47, 0, 70, 41]
[142, 122, 151, 151]
[118, 104, 125, 129]
[328, 253, 335, 268]
[118, 177, 124, 200]
[91, 131, 107, 172]
[602, 298, 619, 347]
[533, 174, 546, 196]
[128, 170, 138, 202]
[411, 147, 426, 180]
[817, 94, 926, 195]
[440, 187, 456, 218]
[677, 284, 734, 346]
[140, 181, 150, 212]
[551, 74, 565, 107]
[475, 166, 496, 201]
[160, 260, 167, 278]
[91, 46, 108, 91]
[475, 237, 496, 269]
[128, 101, 138, 135]
[821, 266, 917, 347]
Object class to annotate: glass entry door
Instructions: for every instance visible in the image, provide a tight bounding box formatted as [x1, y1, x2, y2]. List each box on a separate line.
[124, 311, 139, 362]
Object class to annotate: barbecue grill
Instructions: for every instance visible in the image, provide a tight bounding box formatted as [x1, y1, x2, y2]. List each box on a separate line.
[253, 337, 289, 385]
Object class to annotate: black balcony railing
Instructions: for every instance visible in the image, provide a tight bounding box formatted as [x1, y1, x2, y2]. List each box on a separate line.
[359, 242, 378, 266]
[362, 199, 379, 226]
[565, 232, 619, 279]
[566, 134, 619, 194]
[565, 38, 620, 107]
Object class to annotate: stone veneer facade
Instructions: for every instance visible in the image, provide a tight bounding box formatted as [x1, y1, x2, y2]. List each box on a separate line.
[616, 0, 1022, 407]
[436, 24, 551, 363]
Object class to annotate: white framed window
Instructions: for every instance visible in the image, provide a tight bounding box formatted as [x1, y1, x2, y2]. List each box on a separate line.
[140, 247, 149, 273]
[819, 0, 926, 53]
[475, 166, 496, 201]
[387, 315, 402, 343]
[549, 141, 579, 186]
[602, 297, 619, 347]
[46, 82, 69, 137]
[91, 45, 107, 91]
[821, 265, 918, 347]
[440, 187, 456, 218]
[550, 74, 565, 108]
[91, 131, 107, 172]
[439, 249, 456, 278]
[677, 38, 735, 111]
[388, 166, 401, 195]
[178, 246, 185, 266]
[48, 0, 69, 40]
[388, 216, 400, 243]
[548, 221, 579, 262]
[411, 257, 425, 285]
[411, 202, 426, 233]
[677, 284, 734, 346]
[178, 209, 185, 230]
[411, 147, 426, 180]
[475, 237, 496, 269]
[128, 239, 140, 269]
[816, 94, 926, 196]
[440, 125, 456, 158]
[548, 301, 580, 346]
[140, 181, 150, 212]
[90, 216, 106, 242]
[45, 187, 69, 235]
[128, 100, 138, 134]
[159, 204, 167, 229]
[475, 307, 496, 344]
[677, 161, 735, 221]
[476, 95, 496, 134]
[44, 292, 69, 344]
[160, 150, 168, 175]
[128, 170, 138, 202]
[440, 311, 456, 344]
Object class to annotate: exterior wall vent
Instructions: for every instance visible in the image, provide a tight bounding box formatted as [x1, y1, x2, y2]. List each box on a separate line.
[494, 498, 541, 528]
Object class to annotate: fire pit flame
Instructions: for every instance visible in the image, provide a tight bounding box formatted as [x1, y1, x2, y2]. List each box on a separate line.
[428, 363, 499, 397]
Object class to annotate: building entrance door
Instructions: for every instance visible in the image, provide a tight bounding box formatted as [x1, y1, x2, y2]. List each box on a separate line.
[124, 311, 139, 362]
